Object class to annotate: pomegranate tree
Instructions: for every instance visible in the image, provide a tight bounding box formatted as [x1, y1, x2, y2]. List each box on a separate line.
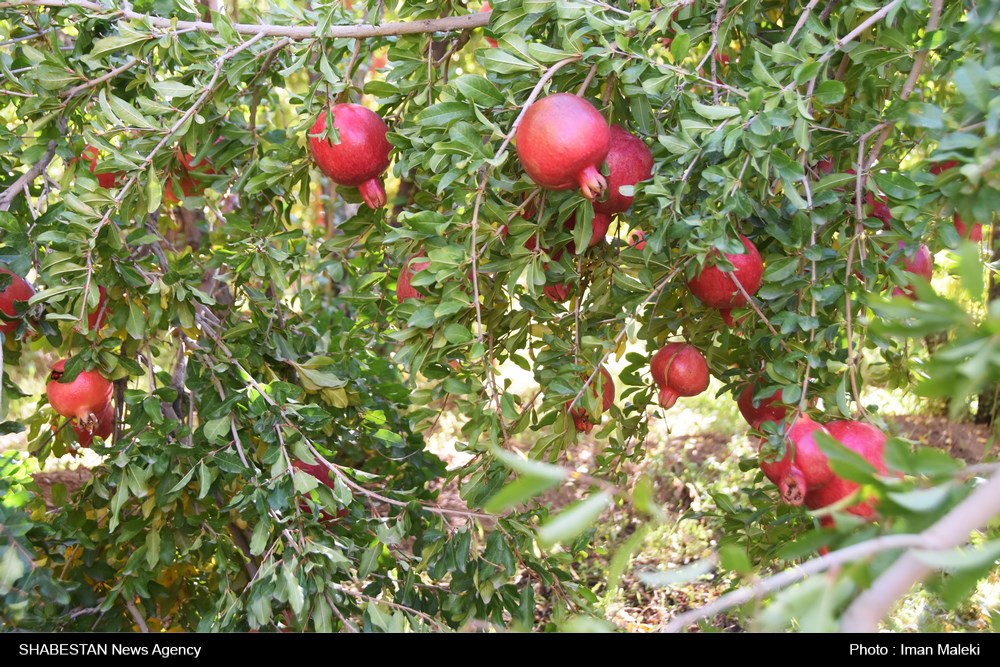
[649, 343, 710, 409]
[0, 267, 34, 336]
[687, 235, 764, 326]
[515, 93, 611, 200]
[568, 366, 615, 433]
[309, 103, 393, 209]
[45, 360, 113, 428]
[592, 125, 653, 215]
[81, 145, 123, 188]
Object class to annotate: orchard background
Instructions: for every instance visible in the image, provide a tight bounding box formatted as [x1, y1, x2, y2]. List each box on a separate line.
[0, 0, 998, 633]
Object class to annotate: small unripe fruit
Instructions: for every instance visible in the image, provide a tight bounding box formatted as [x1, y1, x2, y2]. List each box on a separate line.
[309, 104, 392, 209]
[46, 359, 113, 426]
[593, 125, 653, 215]
[516, 93, 611, 200]
[568, 366, 615, 433]
[649, 343, 710, 409]
[0, 267, 34, 336]
[627, 229, 646, 250]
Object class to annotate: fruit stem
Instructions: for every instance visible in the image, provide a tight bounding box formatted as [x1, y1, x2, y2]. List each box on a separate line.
[358, 178, 387, 209]
[576, 165, 607, 200]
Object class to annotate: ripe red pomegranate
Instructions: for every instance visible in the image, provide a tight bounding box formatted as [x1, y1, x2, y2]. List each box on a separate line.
[73, 401, 114, 448]
[758, 415, 832, 506]
[480, 2, 498, 47]
[515, 93, 611, 200]
[736, 384, 787, 429]
[397, 255, 431, 302]
[292, 459, 349, 520]
[564, 211, 612, 247]
[568, 366, 615, 433]
[687, 235, 763, 326]
[844, 169, 891, 226]
[309, 104, 392, 209]
[627, 229, 646, 250]
[815, 156, 834, 175]
[953, 213, 983, 242]
[891, 242, 933, 299]
[0, 267, 34, 336]
[81, 145, 124, 188]
[930, 160, 959, 175]
[649, 343, 710, 409]
[804, 420, 887, 518]
[593, 125, 653, 215]
[46, 360, 113, 428]
[164, 151, 215, 204]
[87, 286, 109, 330]
[544, 283, 571, 302]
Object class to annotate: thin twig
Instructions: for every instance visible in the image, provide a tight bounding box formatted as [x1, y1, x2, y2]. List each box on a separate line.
[0, 0, 490, 39]
[125, 598, 149, 633]
[0, 117, 66, 212]
[660, 533, 933, 633]
[60, 56, 140, 99]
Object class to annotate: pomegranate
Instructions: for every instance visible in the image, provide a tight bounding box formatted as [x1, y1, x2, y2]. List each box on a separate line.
[803, 420, 887, 518]
[564, 211, 612, 247]
[292, 459, 350, 520]
[593, 125, 653, 215]
[649, 343, 710, 409]
[953, 213, 983, 242]
[568, 366, 615, 433]
[81, 145, 124, 188]
[891, 242, 933, 299]
[544, 283, 571, 302]
[164, 151, 215, 204]
[687, 235, 763, 326]
[845, 169, 891, 226]
[627, 229, 646, 250]
[737, 384, 787, 429]
[73, 401, 114, 448]
[397, 255, 431, 302]
[46, 359, 113, 428]
[309, 104, 392, 209]
[0, 267, 34, 336]
[87, 286, 109, 330]
[930, 160, 959, 175]
[481, 2, 498, 48]
[815, 156, 834, 176]
[515, 93, 611, 200]
[759, 415, 833, 506]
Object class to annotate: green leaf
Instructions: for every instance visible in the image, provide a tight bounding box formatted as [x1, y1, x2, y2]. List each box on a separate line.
[109, 94, 156, 129]
[813, 80, 845, 105]
[478, 49, 536, 74]
[203, 415, 231, 444]
[912, 540, 1000, 571]
[146, 164, 161, 213]
[537, 491, 612, 548]
[692, 101, 741, 120]
[638, 556, 716, 588]
[151, 80, 198, 99]
[453, 74, 504, 107]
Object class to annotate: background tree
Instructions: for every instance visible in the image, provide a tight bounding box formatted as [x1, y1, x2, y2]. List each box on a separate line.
[0, 0, 997, 632]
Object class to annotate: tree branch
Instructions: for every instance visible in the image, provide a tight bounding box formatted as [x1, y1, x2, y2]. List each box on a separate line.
[841, 470, 1000, 632]
[60, 56, 140, 99]
[0, 0, 490, 40]
[0, 117, 66, 212]
[661, 533, 934, 633]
